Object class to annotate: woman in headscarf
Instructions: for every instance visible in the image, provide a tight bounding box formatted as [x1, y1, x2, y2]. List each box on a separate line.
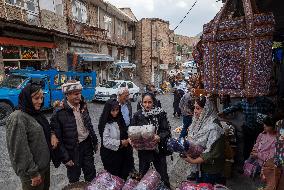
[131, 93, 172, 188]
[182, 96, 225, 185]
[5, 83, 59, 190]
[98, 99, 134, 180]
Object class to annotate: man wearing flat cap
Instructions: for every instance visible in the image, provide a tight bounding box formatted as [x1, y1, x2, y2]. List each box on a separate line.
[50, 80, 98, 183]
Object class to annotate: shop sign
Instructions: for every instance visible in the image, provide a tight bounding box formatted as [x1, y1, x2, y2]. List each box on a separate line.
[2, 46, 20, 59]
[159, 64, 168, 70]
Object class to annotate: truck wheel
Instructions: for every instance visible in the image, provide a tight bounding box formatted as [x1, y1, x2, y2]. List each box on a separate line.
[132, 94, 138, 102]
[0, 102, 13, 126]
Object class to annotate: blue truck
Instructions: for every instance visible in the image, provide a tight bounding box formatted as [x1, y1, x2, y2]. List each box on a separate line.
[0, 68, 96, 125]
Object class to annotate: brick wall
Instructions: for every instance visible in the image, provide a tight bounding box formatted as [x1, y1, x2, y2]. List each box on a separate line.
[40, 10, 68, 33]
[5, 4, 27, 22]
[0, 1, 6, 19]
[54, 37, 68, 71]
[88, 2, 98, 27]
[135, 18, 175, 84]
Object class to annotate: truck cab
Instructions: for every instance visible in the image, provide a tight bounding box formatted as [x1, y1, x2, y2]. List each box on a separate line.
[0, 68, 96, 125]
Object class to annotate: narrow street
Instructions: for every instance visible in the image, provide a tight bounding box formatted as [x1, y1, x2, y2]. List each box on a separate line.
[0, 94, 258, 190]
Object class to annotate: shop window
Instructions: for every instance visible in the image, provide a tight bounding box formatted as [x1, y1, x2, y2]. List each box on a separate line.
[2, 46, 20, 59]
[83, 76, 92, 87]
[21, 47, 38, 59]
[72, 0, 87, 23]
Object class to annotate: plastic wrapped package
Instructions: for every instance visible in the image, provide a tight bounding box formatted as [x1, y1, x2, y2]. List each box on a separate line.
[167, 138, 204, 158]
[85, 171, 124, 190]
[122, 179, 139, 190]
[134, 170, 161, 190]
[178, 181, 214, 190]
[129, 125, 157, 150]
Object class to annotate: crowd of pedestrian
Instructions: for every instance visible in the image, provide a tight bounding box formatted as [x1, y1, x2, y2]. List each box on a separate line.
[4, 79, 284, 190]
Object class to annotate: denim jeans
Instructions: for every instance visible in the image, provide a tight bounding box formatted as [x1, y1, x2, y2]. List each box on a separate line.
[179, 115, 192, 138]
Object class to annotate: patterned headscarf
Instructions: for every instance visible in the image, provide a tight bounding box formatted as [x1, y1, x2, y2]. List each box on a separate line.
[188, 97, 224, 153]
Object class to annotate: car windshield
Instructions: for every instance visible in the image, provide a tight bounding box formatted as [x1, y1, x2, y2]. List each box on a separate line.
[101, 81, 120, 89]
[0, 75, 28, 88]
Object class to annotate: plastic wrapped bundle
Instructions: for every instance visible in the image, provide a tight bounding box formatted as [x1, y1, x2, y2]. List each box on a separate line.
[167, 138, 186, 153]
[167, 138, 204, 158]
[134, 170, 161, 190]
[129, 125, 157, 150]
[86, 171, 124, 190]
[185, 142, 204, 159]
[178, 181, 214, 190]
[122, 179, 139, 190]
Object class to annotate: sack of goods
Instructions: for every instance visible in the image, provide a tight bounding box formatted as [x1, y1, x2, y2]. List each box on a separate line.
[193, 0, 275, 97]
[167, 138, 204, 158]
[133, 170, 161, 190]
[122, 178, 139, 190]
[128, 125, 157, 150]
[86, 171, 125, 190]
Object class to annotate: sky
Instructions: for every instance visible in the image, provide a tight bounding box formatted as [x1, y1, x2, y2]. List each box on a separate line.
[106, 0, 223, 37]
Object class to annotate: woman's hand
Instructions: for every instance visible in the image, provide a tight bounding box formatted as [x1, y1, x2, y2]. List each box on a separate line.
[65, 160, 74, 167]
[182, 155, 204, 164]
[121, 139, 129, 147]
[154, 135, 160, 143]
[51, 134, 59, 149]
[31, 174, 42, 186]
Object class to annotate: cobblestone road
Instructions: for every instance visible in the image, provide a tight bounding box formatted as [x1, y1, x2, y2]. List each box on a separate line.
[0, 94, 257, 190]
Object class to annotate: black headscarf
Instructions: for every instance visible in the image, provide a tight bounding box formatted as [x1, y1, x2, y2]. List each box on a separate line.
[98, 99, 127, 141]
[18, 84, 52, 149]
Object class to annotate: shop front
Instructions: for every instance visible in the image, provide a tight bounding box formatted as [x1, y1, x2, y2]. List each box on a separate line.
[0, 37, 56, 74]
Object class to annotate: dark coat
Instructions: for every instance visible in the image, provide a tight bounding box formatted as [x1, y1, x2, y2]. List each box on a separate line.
[131, 110, 172, 156]
[50, 100, 98, 164]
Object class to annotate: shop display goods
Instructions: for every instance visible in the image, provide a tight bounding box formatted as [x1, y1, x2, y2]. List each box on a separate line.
[178, 181, 214, 190]
[85, 171, 124, 190]
[193, 0, 274, 97]
[133, 170, 161, 190]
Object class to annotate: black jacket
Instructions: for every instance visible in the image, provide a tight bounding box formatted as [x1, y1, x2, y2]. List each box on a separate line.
[50, 100, 98, 164]
[131, 110, 172, 156]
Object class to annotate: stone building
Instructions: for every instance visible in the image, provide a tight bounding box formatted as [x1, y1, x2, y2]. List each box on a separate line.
[174, 34, 199, 63]
[0, 0, 137, 84]
[135, 18, 176, 85]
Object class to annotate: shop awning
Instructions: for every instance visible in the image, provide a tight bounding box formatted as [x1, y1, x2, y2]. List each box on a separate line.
[114, 62, 136, 69]
[78, 53, 114, 62]
[0, 37, 56, 48]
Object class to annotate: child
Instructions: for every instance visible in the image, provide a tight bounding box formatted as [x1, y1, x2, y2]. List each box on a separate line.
[251, 116, 277, 166]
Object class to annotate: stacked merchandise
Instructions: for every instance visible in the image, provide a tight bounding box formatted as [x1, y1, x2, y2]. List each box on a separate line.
[177, 181, 230, 190]
[128, 125, 157, 150]
[193, 0, 275, 97]
[122, 179, 140, 190]
[167, 138, 204, 158]
[85, 171, 124, 190]
[133, 170, 161, 190]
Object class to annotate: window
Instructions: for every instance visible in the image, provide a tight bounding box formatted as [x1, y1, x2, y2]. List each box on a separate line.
[54, 0, 63, 15]
[26, 0, 38, 13]
[127, 82, 133, 89]
[120, 82, 126, 87]
[104, 15, 112, 38]
[118, 21, 124, 37]
[5, 0, 24, 7]
[72, 0, 87, 23]
[39, 0, 63, 16]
